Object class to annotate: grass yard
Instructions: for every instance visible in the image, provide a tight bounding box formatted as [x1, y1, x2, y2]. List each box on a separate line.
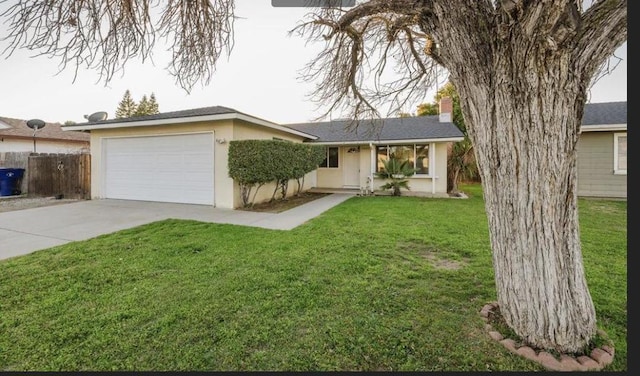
[0, 184, 627, 371]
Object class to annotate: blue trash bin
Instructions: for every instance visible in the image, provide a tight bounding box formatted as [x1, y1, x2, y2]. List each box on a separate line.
[0, 168, 25, 196]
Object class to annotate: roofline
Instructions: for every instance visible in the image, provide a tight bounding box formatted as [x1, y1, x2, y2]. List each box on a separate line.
[0, 134, 89, 143]
[305, 137, 465, 145]
[581, 123, 627, 132]
[62, 112, 318, 140]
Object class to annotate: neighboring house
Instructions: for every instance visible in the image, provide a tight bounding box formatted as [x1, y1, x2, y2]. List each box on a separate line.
[577, 101, 627, 199]
[287, 98, 464, 195]
[0, 117, 90, 154]
[63, 100, 463, 209]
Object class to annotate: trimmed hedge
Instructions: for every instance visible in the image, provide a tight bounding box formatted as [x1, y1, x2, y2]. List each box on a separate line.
[228, 140, 326, 206]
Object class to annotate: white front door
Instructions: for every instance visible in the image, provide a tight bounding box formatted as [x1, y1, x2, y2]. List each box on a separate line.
[342, 147, 360, 188]
[103, 133, 215, 205]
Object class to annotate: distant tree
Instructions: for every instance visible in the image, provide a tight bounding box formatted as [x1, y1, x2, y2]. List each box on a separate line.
[416, 102, 438, 116]
[115, 91, 160, 118]
[398, 111, 413, 117]
[134, 95, 151, 117]
[63, 120, 77, 126]
[148, 93, 160, 114]
[115, 90, 137, 119]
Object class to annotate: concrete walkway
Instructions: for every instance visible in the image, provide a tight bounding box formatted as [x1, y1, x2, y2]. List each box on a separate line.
[0, 194, 353, 261]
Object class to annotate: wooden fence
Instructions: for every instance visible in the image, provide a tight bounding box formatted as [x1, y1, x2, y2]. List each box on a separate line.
[27, 153, 91, 199]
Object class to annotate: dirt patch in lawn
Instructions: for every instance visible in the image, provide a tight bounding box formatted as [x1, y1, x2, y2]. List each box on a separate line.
[397, 241, 469, 270]
[238, 192, 330, 213]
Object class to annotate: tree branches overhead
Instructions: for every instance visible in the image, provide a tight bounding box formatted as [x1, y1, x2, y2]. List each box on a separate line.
[291, 0, 445, 121]
[0, 0, 235, 92]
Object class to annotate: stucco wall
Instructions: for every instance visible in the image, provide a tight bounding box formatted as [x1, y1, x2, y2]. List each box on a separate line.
[89, 120, 235, 208]
[577, 131, 627, 198]
[90, 119, 314, 209]
[316, 142, 450, 194]
[0, 138, 88, 154]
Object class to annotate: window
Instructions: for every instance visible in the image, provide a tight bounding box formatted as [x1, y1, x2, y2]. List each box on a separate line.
[320, 146, 339, 168]
[614, 132, 627, 175]
[376, 144, 429, 175]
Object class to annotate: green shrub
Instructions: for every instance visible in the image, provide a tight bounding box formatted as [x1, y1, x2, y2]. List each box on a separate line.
[228, 140, 326, 206]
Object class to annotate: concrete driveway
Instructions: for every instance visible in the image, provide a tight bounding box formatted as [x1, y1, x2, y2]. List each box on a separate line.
[0, 194, 353, 261]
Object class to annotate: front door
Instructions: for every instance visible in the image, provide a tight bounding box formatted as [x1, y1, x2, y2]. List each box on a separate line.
[342, 146, 360, 188]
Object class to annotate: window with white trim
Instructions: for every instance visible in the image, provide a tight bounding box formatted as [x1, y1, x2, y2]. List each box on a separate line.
[376, 144, 429, 175]
[614, 132, 627, 175]
[320, 146, 339, 168]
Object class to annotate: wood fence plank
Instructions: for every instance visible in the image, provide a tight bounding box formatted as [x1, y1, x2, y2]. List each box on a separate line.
[26, 153, 91, 199]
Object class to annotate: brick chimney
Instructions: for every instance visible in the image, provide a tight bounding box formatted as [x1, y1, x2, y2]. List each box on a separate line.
[439, 97, 453, 122]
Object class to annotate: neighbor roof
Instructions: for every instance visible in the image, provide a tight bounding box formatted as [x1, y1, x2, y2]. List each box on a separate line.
[0, 117, 89, 142]
[285, 116, 464, 144]
[63, 105, 318, 140]
[582, 101, 626, 125]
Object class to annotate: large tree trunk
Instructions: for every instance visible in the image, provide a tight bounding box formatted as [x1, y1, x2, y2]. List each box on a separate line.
[478, 94, 595, 353]
[447, 50, 596, 353]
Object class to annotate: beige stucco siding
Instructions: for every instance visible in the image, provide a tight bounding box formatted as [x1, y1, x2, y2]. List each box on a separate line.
[316, 143, 450, 194]
[89, 120, 234, 208]
[232, 120, 304, 142]
[577, 132, 627, 198]
[0, 138, 88, 153]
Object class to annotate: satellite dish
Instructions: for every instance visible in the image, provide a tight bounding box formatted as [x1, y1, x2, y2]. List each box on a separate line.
[87, 111, 108, 122]
[26, 119, 46, 130]
[26, 119, 46, 153]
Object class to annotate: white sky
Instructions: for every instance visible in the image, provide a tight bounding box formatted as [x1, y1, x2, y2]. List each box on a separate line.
[0, 1, 627, 125]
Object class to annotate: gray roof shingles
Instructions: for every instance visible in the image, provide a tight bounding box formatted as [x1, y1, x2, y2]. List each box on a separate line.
[285, 116, 464, 143]
[582, 101, 626, 125]
[67, 101, 625, 140]
[78, 106, 239, 126]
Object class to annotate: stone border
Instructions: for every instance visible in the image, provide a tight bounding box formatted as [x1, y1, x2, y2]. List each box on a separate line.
[480, 302, 614, 371]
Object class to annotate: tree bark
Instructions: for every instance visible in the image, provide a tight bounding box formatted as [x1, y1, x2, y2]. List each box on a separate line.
[466, 84, 597, 352]
[435, 19, 596, 354]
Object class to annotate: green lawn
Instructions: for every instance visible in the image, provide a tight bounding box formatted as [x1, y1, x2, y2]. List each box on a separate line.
[0, 184, 627, 371]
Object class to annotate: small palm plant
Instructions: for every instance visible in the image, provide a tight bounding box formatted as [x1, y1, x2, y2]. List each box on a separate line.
[375, 158, 416, 196]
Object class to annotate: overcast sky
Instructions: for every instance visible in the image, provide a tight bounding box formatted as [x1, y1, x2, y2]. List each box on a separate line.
[0, 1, 627, 125]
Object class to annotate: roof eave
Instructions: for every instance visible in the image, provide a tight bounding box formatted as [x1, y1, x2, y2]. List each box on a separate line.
[0, 134, 90, 143]
[581, 123, 627, 132]
[305, 137, 465, 145]
[62, 113, 318, 140]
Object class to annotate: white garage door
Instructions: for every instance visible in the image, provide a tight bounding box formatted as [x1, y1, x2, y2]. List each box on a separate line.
[104, 133, 215, 205]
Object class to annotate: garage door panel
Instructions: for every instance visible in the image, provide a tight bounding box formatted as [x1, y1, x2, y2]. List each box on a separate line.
[104, 134, 214, 205]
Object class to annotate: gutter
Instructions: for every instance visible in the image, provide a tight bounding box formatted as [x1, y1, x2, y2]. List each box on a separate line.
[62, 113, 318, 140]
[306, 137, 464, 145]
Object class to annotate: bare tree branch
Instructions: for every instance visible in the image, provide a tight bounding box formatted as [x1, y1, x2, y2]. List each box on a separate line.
[575, 0, 627, 78]
[158, 0, 235, 93]
[291, 0, 445, 126]
[0, 0, 235, 92]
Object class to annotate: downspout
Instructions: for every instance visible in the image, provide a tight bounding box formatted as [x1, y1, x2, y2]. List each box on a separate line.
[431, 142, 436, 194]
[369, 142, 375, 194]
